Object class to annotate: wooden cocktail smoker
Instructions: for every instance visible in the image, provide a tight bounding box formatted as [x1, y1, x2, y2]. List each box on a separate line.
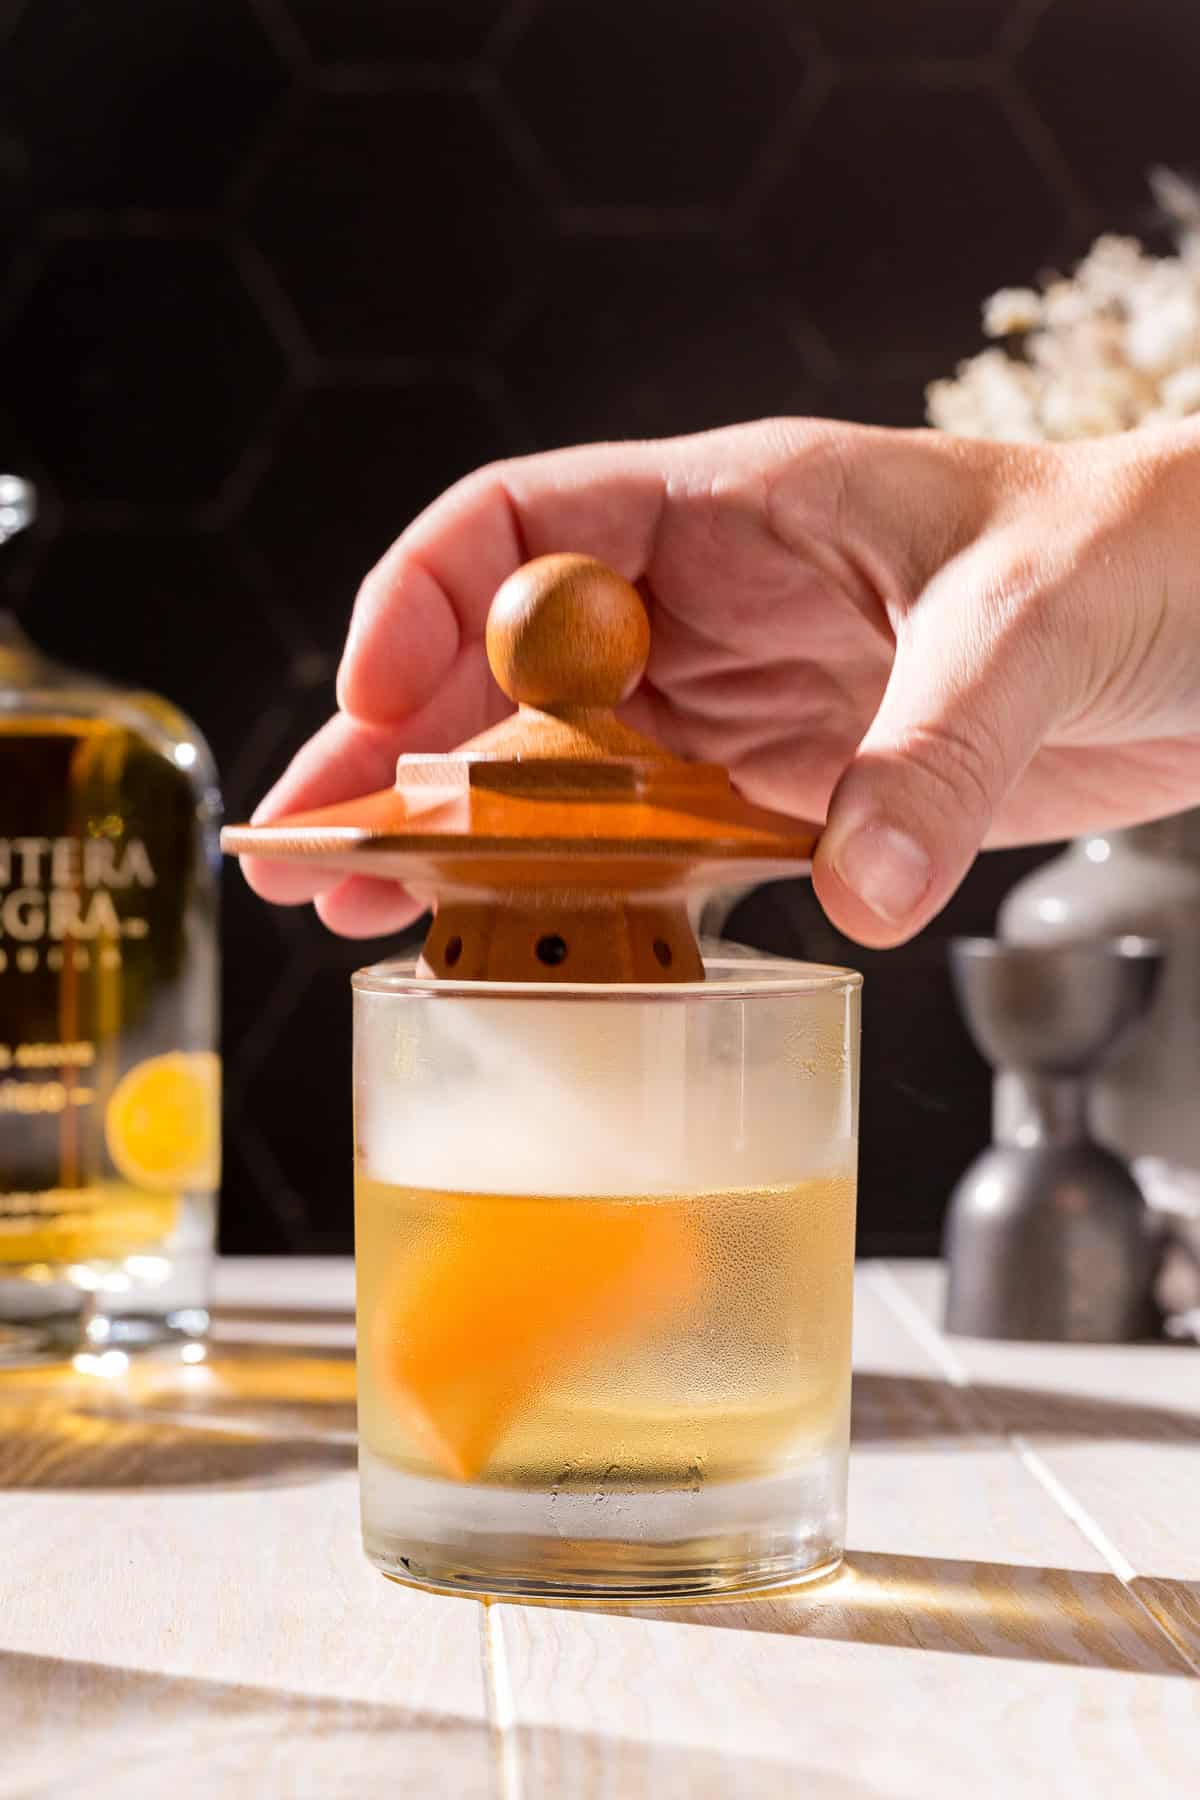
[222, 554, 819, 981]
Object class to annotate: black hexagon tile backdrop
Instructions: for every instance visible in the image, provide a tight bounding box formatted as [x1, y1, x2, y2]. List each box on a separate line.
[0, 0, 1196, 1253]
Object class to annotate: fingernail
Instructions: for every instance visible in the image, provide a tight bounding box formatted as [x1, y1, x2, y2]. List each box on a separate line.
[831, 823, 932, 925]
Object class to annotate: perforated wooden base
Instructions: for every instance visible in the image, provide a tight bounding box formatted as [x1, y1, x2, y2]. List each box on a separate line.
[418, 895, 703, 984]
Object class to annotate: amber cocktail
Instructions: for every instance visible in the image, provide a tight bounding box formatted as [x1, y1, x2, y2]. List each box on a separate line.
[354, 953, 860, 1599]
[222, 551, 859, 1598]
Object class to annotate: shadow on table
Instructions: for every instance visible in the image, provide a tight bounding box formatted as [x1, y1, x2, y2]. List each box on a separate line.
[1, 1647, 881, 1800]
[574, 1552, 1200, 1677]
[851, 1372, 1200, 1446]
[0, 1343, 357, 1492]
[207, 1300, 356, 1360]
[212, 1304, 356, 1327]
[0, 1647, 489, 1796]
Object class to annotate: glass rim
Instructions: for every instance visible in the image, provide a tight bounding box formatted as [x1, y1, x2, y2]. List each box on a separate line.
[351, 949, 862, 1002]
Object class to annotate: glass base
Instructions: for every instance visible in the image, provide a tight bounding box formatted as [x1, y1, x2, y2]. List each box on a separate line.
[360, 1446, 846, 1601]
[380, 1546, 844, 1602]
[0, 1243, 211, 1367]
[0, 1305, 211, 1367]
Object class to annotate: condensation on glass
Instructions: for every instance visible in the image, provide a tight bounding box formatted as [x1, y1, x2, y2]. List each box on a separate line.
[354, 951, 860, 1600]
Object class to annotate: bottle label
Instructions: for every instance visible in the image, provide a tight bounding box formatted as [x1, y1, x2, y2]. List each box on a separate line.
[0, 834, 155, 958]
[0, 726, 218, 1265]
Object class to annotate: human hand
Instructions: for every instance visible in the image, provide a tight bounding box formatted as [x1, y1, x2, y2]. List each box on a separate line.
[242, 416, 1200, 947]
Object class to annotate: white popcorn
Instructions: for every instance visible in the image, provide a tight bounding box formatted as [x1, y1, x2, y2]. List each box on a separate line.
[927, 351, 1042, 441]
[1126, 264, 1200, 371]
[1159, 365, 1200, 416]
[1074, 235, 1147, 307]
[1038, 278, 1095, 332]
[983, 288, 1043, 337]
[927, 173, 1200, 442]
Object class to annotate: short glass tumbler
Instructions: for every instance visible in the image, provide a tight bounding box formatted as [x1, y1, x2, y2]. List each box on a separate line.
[353, 950, 861, 1600]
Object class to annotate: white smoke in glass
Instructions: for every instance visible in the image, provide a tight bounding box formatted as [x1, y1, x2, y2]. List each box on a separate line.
[359, 991, 856, 1198]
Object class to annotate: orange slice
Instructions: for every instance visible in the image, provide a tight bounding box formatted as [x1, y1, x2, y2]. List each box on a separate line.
[371, 1194, 699, 1481]
[105, 1052, 221, 1193]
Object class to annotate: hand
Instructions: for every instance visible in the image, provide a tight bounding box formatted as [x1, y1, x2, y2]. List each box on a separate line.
[242, 416, 1200, 947]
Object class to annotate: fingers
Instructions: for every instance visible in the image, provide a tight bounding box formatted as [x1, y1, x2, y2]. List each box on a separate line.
[251, 713, 417, 823]
[336, 470, 518, 724]
[244, 443, 667, 927]
[337, 444, 668, 725]
[238, 660, 491, 905]
[240, 713, 411, 904]
[314, 877, 425, 939]
[814, 565, 1069, 946]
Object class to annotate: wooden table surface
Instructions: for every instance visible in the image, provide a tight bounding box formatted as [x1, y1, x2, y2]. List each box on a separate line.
[3, 1258, 1199, 1798]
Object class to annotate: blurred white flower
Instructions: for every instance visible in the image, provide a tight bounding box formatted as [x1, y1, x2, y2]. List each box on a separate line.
[926, 172, 1200, 442]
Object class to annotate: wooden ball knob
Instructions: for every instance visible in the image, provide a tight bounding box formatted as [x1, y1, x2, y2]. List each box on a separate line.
[486, 554, 650, 710]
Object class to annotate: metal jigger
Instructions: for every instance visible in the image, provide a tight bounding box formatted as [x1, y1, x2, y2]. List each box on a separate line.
[943, 936, 1163, 1341]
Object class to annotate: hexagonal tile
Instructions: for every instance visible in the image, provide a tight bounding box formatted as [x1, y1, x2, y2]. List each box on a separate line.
[230, 655, 339, 819]
[214, 648, 337, 822]
[279, 0, 509, 64]
[753, 81, 1066, 359]
[0, 127, 30, 271]
[220, 869, 300, 1113]
[502, 0, 811, 208]
[242, 377, 512, 633]
[218, 1125, 306, 1254]
[502, 236, 823, 443]
[248, 90, 546, 356]
[1017, 0, 1200, 222]
[803, 0, 1014, 60]
[220, 1104, 317, 1252]
[828, 359, 947, 429]
[4, 237, 287, 506]
[0, 0, 286, 209]
[237, 913, 427, 1253]
[21, 528, 288, 791]
[236, 934, 362, 1248]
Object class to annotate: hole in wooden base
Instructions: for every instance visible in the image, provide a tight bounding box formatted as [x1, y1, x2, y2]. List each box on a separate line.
[444, 935, 463, 968]
[652, 938, 673, 968]
[536, 934, 568, 967]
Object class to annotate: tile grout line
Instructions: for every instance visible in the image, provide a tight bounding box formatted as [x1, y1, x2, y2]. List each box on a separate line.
[867, 1263, 971, 1387]
[1007, 1433, 1137, 1583]
[479, 1604, 524, 1800]
[870, 1261, 1200, 1679]
[1009, 1433, 1200, 1678]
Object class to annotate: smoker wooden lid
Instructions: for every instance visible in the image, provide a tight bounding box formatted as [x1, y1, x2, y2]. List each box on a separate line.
[221, 554, 818, 981]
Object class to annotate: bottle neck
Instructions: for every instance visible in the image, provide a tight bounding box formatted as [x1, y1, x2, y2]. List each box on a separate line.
[0, 476, 35, 548]
[0, 609, 34, 652]
[0, 608, 45, 692]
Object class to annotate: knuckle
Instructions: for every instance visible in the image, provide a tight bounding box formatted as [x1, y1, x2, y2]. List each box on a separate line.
[894, 715, 1004, 823]
[765, 422, 860, 539]
[970, 554, 1081, 715]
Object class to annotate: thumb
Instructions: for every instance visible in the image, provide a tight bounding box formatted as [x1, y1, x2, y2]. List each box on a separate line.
[813, 590, 1063, 947]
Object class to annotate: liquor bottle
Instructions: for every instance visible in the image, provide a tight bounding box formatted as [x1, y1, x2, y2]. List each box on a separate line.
[0, 477, 221, 1361]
